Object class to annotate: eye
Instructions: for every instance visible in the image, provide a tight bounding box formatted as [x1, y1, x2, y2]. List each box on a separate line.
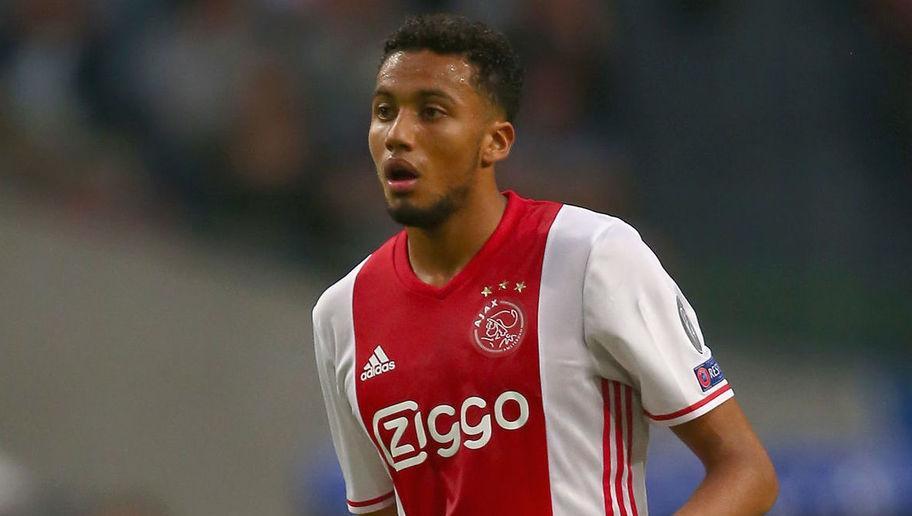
[375, 104, 395, 121]
[420, 106, 445, 120]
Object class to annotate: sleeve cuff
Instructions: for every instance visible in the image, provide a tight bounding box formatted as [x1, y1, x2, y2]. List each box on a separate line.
[644, 382, 734, 427]
[347, 491, 395, 514]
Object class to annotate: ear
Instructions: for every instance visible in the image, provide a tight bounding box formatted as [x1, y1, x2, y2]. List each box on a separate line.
[479, 120, 515, 168]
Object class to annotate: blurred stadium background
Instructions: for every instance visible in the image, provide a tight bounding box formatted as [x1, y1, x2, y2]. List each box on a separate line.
[0, 0, 910, 514]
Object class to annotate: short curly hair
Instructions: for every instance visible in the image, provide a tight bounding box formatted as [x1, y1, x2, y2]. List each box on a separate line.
[380, 13, 524, 122]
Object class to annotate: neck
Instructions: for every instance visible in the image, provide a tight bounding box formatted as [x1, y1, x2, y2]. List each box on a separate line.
[406, 184, 507, 287]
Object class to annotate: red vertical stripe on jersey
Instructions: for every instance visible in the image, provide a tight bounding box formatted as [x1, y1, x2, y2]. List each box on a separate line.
[604, 381, 638, 516]
[601, 380, 614, 516]
[613, 383, 628, 516]
[625, 385, 639, 516]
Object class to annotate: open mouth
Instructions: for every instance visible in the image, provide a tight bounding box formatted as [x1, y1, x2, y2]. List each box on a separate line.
[384, 159, 420, 192]
[387, 167, 418, 181]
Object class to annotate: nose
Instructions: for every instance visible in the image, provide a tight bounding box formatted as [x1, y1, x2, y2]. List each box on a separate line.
[385, 111, 415, 153]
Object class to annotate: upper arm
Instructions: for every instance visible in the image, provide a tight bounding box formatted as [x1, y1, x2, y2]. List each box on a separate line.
[671, 398, 779, 512]
[582, 223, 732, 425]
[313, 282, 396, 514]
[671, 397, 770, 467]
[363, 505, 398, 516]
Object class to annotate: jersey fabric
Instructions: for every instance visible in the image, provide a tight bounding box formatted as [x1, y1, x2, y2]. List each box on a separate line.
[313, 191, 733, 515]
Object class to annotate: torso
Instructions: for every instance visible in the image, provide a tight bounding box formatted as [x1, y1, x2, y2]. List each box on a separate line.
[352, 193, 560, 515]
[329, 192, 650, 515]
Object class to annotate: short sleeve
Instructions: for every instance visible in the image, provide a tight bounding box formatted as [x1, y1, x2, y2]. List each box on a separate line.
[313, 298, 396, 514]
[582, 224, 733, 427]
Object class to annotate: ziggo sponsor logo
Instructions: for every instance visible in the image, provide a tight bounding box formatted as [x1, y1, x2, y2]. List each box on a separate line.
[371, 391, 530, 471]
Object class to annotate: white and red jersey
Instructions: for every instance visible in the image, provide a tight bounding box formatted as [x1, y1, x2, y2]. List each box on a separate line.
[313, 192, 733, 515]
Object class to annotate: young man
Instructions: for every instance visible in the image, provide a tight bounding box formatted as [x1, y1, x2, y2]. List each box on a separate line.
[314, 14, 778, 516]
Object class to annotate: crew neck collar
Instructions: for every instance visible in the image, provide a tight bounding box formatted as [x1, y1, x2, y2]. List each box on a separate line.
[393, 190, 525, 299]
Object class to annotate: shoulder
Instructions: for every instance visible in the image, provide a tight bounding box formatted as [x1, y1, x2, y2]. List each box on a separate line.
[549, 203, 646, 259]
[312, 255, 371, 329]
[546, 204, 667, 296]
[312, 233, 401, 324]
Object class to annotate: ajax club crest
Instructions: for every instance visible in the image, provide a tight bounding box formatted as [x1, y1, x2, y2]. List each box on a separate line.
[472, 298, 526, 356]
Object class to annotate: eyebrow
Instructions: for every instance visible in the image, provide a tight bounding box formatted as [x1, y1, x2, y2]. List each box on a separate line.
[373, 88, 457, 103]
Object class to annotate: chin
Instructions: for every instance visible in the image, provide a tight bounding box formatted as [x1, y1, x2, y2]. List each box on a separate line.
[386, 196, 456, 229]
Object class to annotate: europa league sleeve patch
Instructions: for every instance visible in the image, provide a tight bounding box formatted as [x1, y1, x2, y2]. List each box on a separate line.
[693, 357, 725, 392]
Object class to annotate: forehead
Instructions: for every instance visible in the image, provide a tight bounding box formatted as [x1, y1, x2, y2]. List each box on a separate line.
[375, 50, 478, 98]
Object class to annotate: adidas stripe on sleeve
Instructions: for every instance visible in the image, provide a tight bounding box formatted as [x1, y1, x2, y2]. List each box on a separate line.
[582, 222, 733, 427]
[313, 265, 396, 514]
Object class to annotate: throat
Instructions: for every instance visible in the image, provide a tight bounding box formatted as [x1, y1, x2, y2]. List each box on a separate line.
[406, 227, 475, 288]
[405, 191, 507, 288]
[413, 267, 462, 288]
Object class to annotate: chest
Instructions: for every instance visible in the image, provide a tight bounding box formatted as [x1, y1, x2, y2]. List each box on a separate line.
[348, 248, 552, 473]
[353, 271, 541, 409]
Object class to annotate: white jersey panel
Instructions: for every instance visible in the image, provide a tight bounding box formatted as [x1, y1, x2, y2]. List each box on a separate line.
[538, 206, 609, 515]
[313, 258, 397, 514]
[581, 214, 733, 426]
[542, 205, 651, 516]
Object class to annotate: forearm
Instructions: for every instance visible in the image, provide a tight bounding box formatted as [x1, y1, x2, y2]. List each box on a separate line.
[675, 454, 778, 515]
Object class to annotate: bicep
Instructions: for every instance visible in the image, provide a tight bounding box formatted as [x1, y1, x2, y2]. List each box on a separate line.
[670, 396, 779, 514]
[314, 314, 394, 511]
[671, 398, 769, 468]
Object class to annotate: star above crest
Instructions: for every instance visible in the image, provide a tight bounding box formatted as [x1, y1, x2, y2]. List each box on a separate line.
[480, 280, 527, 297]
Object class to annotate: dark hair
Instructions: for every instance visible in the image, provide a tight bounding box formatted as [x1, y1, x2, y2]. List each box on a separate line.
[380, 13, 524, 122]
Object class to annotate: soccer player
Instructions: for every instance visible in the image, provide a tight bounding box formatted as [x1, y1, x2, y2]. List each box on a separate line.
[313, 13, 778, 516]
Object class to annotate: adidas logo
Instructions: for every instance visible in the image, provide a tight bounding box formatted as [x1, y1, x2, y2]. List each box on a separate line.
[360, 345, 396, 381]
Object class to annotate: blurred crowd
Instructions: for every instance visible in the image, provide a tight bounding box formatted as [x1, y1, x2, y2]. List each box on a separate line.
[0, 0, 632, 270]
[1, 0, 910, 348]
[1, 0, 909, 273]
[2, 0, 910, 340]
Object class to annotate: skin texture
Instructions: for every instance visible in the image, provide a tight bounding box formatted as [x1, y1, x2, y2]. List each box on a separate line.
[672, 399, 779, 515]
[363, 49, 778, 515]
[369, 506, 398, 516]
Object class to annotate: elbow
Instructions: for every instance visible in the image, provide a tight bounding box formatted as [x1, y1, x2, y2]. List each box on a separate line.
[763, 467, 780, 512]
[755, 453, 779, 513]
[713, 449, 780, 513]
[730, 440, 779, 512]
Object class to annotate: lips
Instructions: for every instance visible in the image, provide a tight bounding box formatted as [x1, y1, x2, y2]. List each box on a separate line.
[383, 158, 420, 193]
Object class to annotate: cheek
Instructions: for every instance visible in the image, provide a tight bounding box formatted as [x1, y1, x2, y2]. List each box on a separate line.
[428, 124, 476, 158]
[368, 124, 386, 161]
[434, 129, 482, 173]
